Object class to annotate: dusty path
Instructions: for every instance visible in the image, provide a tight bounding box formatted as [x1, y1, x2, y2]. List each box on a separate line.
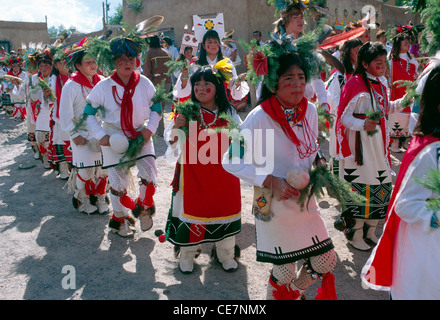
[0, 107, 399, 300]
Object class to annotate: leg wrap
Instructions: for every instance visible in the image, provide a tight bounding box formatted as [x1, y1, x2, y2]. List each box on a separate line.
[107, 166, 131, 214]
[293, 250, 337, 290]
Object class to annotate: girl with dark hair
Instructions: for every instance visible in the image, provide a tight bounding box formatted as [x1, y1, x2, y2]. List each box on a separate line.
[164, 66, 242, 274]
[6, 56, 28, 120]
[49, 52, 72, 180]
[389, 30, 419, 152]
[31, 49, 54, 169]
[59, 46, 108, 215]
[172, 46, 196, 103]
[173, 29, 248, 112]
[362, 63, 440, 299]
[335, 42, 406, 251]
[327, 38, 363, 171]
[224, 48, 337, 300]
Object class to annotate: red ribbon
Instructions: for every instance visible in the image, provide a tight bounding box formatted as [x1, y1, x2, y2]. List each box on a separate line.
[110, 71, 141, 140]
[260, 95, 308, 146]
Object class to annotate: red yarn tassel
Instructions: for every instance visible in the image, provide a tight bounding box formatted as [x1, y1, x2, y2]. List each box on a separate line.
[269, 278, 300, 300]
[39, 144, 47, 155]
[95, 176, 108, 195]
[77, 173, 96, 196]
[142, 184, 155, 208]
[315, 273, 337, 300]
[119, 193, 136, 210]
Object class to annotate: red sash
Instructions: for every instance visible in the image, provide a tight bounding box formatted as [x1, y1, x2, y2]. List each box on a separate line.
[180, 110, 241, 222]
[110, 71, 141, 139]
[363, 135, 440, 288]
[336, 74, 388, 163]
[55, 73, 70, 118]
[391, 58, 416, 113]
[260, 95, 308, 146]
[70, 71, 101, 89]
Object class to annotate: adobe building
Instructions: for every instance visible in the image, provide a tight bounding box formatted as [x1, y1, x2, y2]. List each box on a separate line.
[0, 20, 50, 53]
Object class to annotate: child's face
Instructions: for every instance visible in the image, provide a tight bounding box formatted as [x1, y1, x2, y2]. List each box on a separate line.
[184, 49, 193, 61]
[39, 61, 52, 77]
[194, 77, 216, 105]
[115, 54, 135, 77]
[77, 57, 97, 78]
[276, 64, 306, 107]
[363, 54, 387, 78]
[203, 38, 220, 56]
[350, 46, 362, 65]
[400, 38, 411, 53]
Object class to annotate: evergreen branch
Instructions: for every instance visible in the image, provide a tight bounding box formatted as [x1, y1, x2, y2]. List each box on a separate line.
[152, 80, 173, 106]
[365, 110, 381, 136]
[298, 165, 366, 210]
[415, 169, 440, 212]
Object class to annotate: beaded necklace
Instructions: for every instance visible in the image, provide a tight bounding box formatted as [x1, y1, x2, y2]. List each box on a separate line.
[367, 77, 389, 117]
[198, 107, 218, 129]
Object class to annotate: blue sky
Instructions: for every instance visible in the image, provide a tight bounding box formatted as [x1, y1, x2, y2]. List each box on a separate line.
[1, 0, 122, 33]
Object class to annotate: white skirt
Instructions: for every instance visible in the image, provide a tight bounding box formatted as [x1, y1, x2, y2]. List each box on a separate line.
[100, 123, 155, 168]
[255, 196, 333, 265]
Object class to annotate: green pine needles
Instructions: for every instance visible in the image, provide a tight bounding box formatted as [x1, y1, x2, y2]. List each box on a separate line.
[298, 165, 366, 210]
[415, 169, 440, 212]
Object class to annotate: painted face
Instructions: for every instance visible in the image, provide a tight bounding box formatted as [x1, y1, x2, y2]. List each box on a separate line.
[76, 57, 97, 78]
[285, 10, 304, 37]
[194, 77, 216, 105]
[55, 61, 69, 75]
[400, 38, 411, 53]
[184, 48, 193, 61]
[350, 45, 362, 65]
[363, 54, 387, 78]
[359, 29, 370, 43]
[203, 38, 220, 57]
[276, 64, 306, 107]
[115, 54, 135, 77]
[39, 61, 53, 78]
[11, 64, 20, 74]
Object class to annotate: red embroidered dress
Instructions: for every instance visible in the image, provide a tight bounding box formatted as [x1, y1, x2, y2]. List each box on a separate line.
[165, 107, 242, 246]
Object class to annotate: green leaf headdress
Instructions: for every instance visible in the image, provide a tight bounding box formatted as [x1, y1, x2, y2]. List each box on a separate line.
[86, 16, 164, 75]
[246, 24, 324, 92]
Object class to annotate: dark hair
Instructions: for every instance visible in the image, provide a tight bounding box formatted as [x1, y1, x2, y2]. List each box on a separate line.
[274, 4, 303, 35]
[257, 52, 306, 105]
[340, 38, 363, 74]
[148, 35, 161, 49]
[72, 50, 89, 71]
[197, 30, 224, 66]
[163, 37, 172, 46]
[353, 42, 388, 110]
[253, 30, 262, 37]
[190, 66, 233, 115]
[390, 33, 412, 61]
[177, 46, 194, 62]
[353, 42, 387, 75]
[413, 64, 440, 138]
[376, 29, 386, 40]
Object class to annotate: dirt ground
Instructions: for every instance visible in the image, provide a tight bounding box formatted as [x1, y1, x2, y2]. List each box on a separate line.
[0, 105, 403, 301]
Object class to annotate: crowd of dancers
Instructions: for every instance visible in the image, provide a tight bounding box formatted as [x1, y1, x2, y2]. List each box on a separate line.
[1, 0, 440, 300]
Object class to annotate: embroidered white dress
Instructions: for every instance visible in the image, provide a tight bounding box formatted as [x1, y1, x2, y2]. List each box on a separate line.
[85, 75, 160, 168]
[223, 102, 334, 265]
[59, 76, 105, 168]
